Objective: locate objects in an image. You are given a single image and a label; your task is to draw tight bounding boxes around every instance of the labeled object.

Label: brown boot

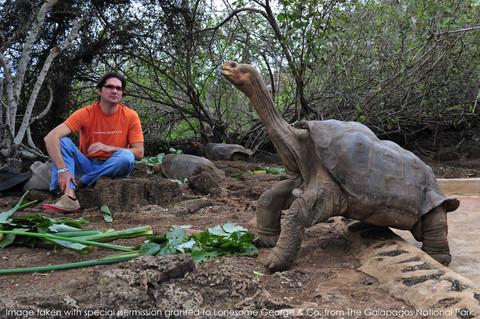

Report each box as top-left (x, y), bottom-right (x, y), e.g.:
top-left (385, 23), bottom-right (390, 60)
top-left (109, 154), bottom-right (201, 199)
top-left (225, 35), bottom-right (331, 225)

top-left (421, 206), bottom-right (451, 266)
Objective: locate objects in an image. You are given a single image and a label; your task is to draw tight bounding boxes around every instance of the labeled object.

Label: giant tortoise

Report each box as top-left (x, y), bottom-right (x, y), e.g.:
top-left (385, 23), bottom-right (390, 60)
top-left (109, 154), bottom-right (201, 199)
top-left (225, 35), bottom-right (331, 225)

top-left (221, 61), bottom-right (459, 271)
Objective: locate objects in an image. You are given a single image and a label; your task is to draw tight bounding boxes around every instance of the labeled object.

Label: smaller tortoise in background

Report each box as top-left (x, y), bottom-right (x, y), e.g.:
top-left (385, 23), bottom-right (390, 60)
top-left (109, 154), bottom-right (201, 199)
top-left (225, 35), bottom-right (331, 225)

top-left (205, 143), bottom-right (254, 161)
top-left (221, 61), bottom-right (459, 272)
top-left (175, 142), bottom-right (254, 161)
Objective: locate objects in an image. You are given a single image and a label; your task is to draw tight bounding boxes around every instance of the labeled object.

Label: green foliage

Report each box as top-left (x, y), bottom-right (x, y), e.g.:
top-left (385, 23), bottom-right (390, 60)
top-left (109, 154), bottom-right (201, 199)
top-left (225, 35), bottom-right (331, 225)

top-left (230, 166), bottom-right (287, 179)
top-left (26, 0), bottom-right (480, 149)
top-left (0, 223), bottom-right (257, 275)
top-left (148, 224), bottom-right (257, 262)
top-left (0, 192), bottom-right (37, 223)
top-left (100, 205), bottom-right (113, 223)
top-left (139, 148), bottom-right (183, 167)
top-left (0, 195), bottom-right (150, 253)
top-left (139, 153), bottom-right (165, 167)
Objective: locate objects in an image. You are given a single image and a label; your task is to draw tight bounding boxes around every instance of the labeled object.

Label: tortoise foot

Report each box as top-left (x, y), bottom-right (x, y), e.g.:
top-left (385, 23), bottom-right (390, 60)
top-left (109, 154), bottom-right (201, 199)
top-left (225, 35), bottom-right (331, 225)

top-left (425, 251), bottom-right (451, 266)
top-left (262, 248), bottom-right (292, 272)
top-left (255, 233), bottom-right (279, 247)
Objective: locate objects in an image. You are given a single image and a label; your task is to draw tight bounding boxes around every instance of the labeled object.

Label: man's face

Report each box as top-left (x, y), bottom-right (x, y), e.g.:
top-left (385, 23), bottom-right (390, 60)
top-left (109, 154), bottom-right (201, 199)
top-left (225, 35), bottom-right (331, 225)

top-left (97, 77), bottom-right (123, 105)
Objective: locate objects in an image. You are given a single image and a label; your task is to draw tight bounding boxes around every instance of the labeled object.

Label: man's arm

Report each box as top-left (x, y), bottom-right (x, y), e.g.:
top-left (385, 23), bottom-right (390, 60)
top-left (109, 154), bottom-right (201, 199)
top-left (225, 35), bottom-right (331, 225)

top-left (44, 123), bottom-right (73, 170)
top-left (87, 142), bottom-right (144, 160)
top-left (44, 123), bottom-right (76, 193)
top-left (129, 142), bottom-right (144, 160)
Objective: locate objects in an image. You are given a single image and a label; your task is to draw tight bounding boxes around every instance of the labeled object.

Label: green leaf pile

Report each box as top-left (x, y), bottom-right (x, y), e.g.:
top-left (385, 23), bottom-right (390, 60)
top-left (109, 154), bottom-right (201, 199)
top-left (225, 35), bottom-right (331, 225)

top-left (148, 223), bottom-right (257, 262)
top-left (138, 148), bottom-right (183, 167)
top-left (139, 153), bottom-right (165, 167)
top-left (0, 222), bottom-right (257, 275)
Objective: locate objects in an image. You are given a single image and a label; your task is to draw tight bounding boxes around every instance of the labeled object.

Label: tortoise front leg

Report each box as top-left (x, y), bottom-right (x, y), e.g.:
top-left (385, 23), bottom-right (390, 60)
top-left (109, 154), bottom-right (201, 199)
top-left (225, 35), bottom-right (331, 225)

top-left (256, 177), bottom-right (301, 247)
top-left (263, 196), bottom-right (306, 272)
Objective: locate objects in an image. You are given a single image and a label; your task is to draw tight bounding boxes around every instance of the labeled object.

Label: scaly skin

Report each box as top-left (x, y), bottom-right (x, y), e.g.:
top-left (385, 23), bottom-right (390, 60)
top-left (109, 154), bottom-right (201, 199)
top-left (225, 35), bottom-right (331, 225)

top-left (263, 175), bottom-right (338, 271)
top-left (263, 198), bottom-right (306, 271)
top-left (421, 206), bottom-right (451, 265)
top-left (256, 178), bottom-right (301, 247)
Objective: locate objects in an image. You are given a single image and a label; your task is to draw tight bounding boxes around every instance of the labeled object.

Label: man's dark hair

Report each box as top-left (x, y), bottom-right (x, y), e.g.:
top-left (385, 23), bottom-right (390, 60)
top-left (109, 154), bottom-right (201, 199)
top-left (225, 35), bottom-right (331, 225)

top-left (96, 72), bottom-right (126, 91)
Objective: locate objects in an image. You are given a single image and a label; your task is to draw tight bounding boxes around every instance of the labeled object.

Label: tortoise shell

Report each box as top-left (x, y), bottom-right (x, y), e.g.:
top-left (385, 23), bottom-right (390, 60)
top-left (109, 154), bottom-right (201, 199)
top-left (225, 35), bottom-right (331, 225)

top-left (304, 120), bottom-right (459, 221)
top-left (160, 154), bottom-right (224, 180)
top-left (205, 143), bottom-right (253, 161)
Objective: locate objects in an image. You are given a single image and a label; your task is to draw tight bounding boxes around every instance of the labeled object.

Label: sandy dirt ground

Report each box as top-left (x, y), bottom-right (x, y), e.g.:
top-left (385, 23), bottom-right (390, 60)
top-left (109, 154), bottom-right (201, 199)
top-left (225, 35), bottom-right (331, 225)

top-left (0, 158), bottom-right (478, 319)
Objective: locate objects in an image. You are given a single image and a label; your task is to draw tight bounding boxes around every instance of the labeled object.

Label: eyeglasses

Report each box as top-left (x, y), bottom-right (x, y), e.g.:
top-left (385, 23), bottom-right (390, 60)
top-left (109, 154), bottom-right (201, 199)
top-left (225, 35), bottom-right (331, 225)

top-left (103, 84), bottom-right (123, 91)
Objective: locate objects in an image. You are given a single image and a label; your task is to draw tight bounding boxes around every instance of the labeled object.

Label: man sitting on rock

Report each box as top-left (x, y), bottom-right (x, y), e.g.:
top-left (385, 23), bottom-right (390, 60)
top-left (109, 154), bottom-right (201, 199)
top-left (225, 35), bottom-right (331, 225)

top-left (42, 72), bottom-right (144, 213)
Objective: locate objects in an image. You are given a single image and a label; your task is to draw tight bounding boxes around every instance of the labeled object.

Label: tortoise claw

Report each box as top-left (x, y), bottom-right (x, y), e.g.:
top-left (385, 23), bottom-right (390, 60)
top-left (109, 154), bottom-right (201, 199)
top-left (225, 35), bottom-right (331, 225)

top-left (427, 252), bottom-right (451, 266)
top-left (262, 249), bottom-right (291, 272)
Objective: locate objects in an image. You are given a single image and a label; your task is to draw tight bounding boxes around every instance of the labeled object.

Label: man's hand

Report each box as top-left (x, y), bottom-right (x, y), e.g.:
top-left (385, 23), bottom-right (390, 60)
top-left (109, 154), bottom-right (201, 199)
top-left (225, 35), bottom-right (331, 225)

top-left (58, 171), bottom-right (77, 193)
top-left (87, 142), bottom-right (113, 155)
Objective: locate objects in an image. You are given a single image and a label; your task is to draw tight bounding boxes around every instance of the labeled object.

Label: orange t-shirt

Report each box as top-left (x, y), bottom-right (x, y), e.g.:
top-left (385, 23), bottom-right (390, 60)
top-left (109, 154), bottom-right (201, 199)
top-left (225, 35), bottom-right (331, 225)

top-left (64, 102), bottom-right (144, 160)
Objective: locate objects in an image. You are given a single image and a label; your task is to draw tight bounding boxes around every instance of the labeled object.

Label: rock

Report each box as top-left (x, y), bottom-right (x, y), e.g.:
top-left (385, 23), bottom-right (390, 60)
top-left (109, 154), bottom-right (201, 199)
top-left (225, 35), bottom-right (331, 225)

top-left (171, 198), bottom-right (214, 215)
top-left (77, 176), bottom-right (181, 211)
top-left (359, 238), bottom-right (480, 317)
top-left (97, 255), bottom-right (195, 308)
top-left (23, 161), bottom-right (51, 191)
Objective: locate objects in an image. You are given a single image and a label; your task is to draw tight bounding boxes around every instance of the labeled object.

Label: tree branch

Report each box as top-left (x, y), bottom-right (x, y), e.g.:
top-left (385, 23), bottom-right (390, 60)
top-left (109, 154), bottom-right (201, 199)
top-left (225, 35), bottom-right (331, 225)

top-left (30, 85), bottom-right (53, 124)
top-left (13, 0), bottom-right (59, 106)
top-left (0, 53), bottom-right (16, 135)
top-left (14, 17), bottom-right (83, 145)
top-left (199, 8), bottom-right (268, 33)
top-left (435, 25), bottom-right (480, 36)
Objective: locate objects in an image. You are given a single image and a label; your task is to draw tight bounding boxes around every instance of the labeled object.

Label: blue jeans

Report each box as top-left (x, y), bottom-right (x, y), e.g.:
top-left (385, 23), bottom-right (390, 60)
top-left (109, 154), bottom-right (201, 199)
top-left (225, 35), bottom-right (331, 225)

top-left (49, 137), bottom-right (135, 192)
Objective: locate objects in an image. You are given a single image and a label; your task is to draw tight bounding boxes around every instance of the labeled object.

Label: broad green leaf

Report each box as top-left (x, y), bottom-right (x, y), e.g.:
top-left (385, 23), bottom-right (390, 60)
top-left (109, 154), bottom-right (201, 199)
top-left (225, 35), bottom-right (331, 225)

top-left (0, 233), bottom-right (16, 248)
top-left (166, 227), bottom-right (187, 244)
top-left (49, 239), bottom-right (90, 254)
top-left (264, 167), bottom-right (287, 175)
top-left (0, 192), bottom-right (33, 223)
top-left (159, 245), bottom-right (178, 256)
top-left (100, 205), bottom-right (113, 223)
top-left (208, 225), bottom-right (226, 236)
top-left (223, 223), bottom-right (247, 234)
top-left (176, 239), bottom-right (196, 252)
top-left (139, 242), bottom-right (162, 256)
top-left (49, 224), bottom-right (82, 233)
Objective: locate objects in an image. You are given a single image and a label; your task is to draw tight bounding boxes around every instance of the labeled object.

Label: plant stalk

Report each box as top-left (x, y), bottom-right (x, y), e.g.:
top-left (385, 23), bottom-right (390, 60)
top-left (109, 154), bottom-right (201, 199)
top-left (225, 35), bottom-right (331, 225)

top-left (0, 230), bottom-right (134, 252)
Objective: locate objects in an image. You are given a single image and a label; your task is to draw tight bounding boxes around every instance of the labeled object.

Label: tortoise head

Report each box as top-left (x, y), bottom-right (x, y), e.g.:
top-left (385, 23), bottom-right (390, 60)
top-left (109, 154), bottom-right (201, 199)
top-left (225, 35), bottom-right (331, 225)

top-left (221, 61), bottom-right (259, 98)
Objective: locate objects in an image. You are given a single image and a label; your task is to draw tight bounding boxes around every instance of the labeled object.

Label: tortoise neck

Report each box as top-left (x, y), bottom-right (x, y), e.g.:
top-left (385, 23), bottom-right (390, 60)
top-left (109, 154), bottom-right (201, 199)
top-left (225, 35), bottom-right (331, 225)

top-left (246, 74), bottom-right (301, 172)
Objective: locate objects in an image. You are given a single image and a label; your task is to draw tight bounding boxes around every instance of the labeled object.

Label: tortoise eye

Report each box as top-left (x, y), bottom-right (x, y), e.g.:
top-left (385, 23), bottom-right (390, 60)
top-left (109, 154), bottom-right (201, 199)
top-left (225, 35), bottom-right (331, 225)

top-left (230, 62), bottom-right (237, 68)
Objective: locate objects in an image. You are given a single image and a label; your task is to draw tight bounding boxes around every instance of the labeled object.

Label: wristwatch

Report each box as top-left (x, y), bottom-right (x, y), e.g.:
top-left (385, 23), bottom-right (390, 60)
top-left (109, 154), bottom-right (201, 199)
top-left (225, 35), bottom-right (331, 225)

top-left (57, 167), bottom-right (69, 174)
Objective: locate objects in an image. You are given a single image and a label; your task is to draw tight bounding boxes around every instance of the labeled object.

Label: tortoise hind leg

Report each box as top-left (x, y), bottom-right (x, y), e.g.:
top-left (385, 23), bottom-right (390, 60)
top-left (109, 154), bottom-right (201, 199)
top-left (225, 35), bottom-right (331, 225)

top-left (421, 206), bottom-right (451, 266)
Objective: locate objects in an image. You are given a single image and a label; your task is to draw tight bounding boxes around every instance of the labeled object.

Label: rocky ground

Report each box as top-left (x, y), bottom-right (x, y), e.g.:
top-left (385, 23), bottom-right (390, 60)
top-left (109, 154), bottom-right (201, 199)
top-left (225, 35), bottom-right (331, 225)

top-left (0, 157), bottom-right (479, 319)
